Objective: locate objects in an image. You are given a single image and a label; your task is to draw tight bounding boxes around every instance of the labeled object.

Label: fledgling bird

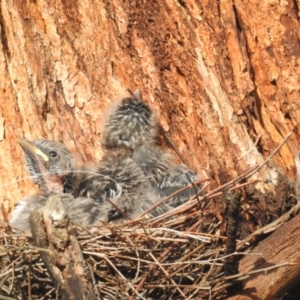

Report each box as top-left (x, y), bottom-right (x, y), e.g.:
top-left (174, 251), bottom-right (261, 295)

top-left (78, 149), bottom-right (171, 221)
top-left (10, 193), bottom-right (104, 232)
top-left (11, 139), bottom-right (170, 231)
top-left (17, 138), bottom-right (75, 194)
top-left (101, 90), bottom-right (203, 207)
top-left (10, 138), bottom-right (103, 231)
top-left (101, 90), bottom-right (159, 150)
top-left (133, 145), bottom-right (203, 207)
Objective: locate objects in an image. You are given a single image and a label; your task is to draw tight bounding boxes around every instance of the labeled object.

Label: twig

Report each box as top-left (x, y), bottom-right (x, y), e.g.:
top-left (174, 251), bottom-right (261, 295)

top-left (237, 134), bottom-right (261, 161)
top-left (224, 262), bottom-right (293, 281)
top-left (148, 252), bottom-right (186, 298)
top-left (103, 256), bottom-right (147, 300)
top-left (28, 254), bottom-right (32, 300)
top-left (0, 295), bottom-right (17, 300)
top-left (87, 264), bottom-right (101, 300)
top-left (144, 284), bottom-right (210, 289)
top-left (38, 287), bottom-right (56, 300)
top-left (150, 180), bottom-right (255, 224)
top-left (211, 262), bottom-right (293, 294)
top-left (56, 284), bottom-right (60, 300)
top-left (138, 178), bottom-right (208, 219)
top-left (105, 198), bottom-right (132, 221)
top-left (244, 132), bottom-right (292, 181)
top-left (160, 124), bottom-right (189, 166)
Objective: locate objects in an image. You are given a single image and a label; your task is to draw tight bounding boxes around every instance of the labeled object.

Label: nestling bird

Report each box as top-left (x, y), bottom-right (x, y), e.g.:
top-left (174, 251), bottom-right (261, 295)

top-left (17, 138), bottom-right (75, 194)
top-left (10, 139), bottom-right (171, 231)
top-left (79, 148), bottom-right (171, 221)
top-left (101, 90), bottom-right (159, 150)
top-left (10, 138), bottom-right (103, 231)
top-left (133, 145), bottom-right (203, 207)
top-left (102, 89), bottom-right (203, 208)
top-left (9, 193), bottom-right (105, 232)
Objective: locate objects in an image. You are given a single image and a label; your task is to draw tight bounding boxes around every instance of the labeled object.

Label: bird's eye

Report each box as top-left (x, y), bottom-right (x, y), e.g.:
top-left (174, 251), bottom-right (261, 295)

top-left (49, 151), bottom-right (57, 158)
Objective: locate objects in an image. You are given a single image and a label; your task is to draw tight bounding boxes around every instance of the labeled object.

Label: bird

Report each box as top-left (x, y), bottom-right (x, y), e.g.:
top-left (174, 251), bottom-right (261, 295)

top-left (9, 193), bottom-right (105, 232)
top-left (17, 138), bottom-right (75, 194)
top-left (133, 145), bottom-right (203, 207)
top-left (78, 148), bottom-right (171, 221)
top-left (101, 89), bottom-right (203, 208)
top-left (101, 90), bottom-right (159, 150)
top-left (10, 138), bottom-right (103, 231)
top-left (10, 138), bottom-right (171, 231)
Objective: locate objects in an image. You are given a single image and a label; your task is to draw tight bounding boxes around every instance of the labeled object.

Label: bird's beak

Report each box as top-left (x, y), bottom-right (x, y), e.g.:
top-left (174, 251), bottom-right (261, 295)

top-left (17, 138), bottom-right (50, 162)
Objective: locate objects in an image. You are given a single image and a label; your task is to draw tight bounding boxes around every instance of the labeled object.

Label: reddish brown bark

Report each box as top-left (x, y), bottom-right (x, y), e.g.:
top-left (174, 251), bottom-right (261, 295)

top-left (1, 0), bottom-right (299, 207)
top-left (0, 0), bottom-right (300, 297)
top-left (228, 213), bottom-right (300, 300)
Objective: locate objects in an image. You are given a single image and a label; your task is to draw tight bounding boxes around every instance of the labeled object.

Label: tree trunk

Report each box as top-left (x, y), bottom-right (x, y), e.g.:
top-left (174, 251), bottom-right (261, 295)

top-left (0, 0), bottom-right (300, 297)
top-left (228, 213), bottom-right (300, 300)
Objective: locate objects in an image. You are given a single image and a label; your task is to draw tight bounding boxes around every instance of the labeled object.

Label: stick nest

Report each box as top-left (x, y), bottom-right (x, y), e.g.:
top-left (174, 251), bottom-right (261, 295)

top-left (1, 188), bottom-right (240, 300)
top-left (0, 133), bottom-right (293, 299)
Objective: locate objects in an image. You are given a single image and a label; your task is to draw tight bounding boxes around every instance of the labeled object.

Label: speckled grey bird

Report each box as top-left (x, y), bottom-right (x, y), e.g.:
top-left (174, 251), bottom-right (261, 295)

top-left (101, 90), bottom-right (159, 150)
top-left (10, 138), bottom-right (103, 231)
top-left (10, 193), bottom-right (104, 232)
top-left (101, 90), bottom-right (203, 207)
top-left (78, 149), bottom-right (171, 222)
top-left (10, 139), bottom-right (170, 231)
top-left (17, 138), bottom-right (75, 194)
top-left (133, 145), bottom-right (203, 207)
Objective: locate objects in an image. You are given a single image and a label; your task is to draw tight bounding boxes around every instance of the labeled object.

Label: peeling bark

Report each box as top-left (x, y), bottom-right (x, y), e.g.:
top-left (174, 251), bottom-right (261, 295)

top-left (1, 0), bottom-right (299, 210)
top-left (1, 0), bottom-right (300, 297)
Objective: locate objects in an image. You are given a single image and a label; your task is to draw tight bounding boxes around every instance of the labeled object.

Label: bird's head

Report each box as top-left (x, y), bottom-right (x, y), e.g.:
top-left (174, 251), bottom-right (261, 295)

top-left (101, 89), bottom-right (159, 150)
top-left (118, 92), bottom-right (152, 119)
top-left (18, 138), bottom-right (74, 193)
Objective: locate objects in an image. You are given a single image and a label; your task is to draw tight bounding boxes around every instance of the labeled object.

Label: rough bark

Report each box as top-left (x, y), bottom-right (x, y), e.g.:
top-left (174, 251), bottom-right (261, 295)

top-left (228, 213), bottom-right (300, 300)
top-left (0, 0), bottom-right (299, 206)
top-left (0, 0), bottom-right (300, 297)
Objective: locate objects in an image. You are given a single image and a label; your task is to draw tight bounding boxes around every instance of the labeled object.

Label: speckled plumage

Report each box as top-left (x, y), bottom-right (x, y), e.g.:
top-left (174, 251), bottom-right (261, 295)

top-left (11, 139), bottom-right (171, 231)
top-left (18, 139), bottom-right (75, 193)
top-left (79, 149), bottom-right (171, 221)
top-left (101, 90), bottom-right (159, 150)
top-left (10, 193), bottom-right (105, 232)
top-left (133, 145), bottom-right (203, 207)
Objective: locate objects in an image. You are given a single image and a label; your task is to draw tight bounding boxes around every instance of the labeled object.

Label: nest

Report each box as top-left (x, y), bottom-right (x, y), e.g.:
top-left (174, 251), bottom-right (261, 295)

top-left (0, 133), bottom-right (293, 299)
top-left (0, 180), bottom-right (254, 300)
